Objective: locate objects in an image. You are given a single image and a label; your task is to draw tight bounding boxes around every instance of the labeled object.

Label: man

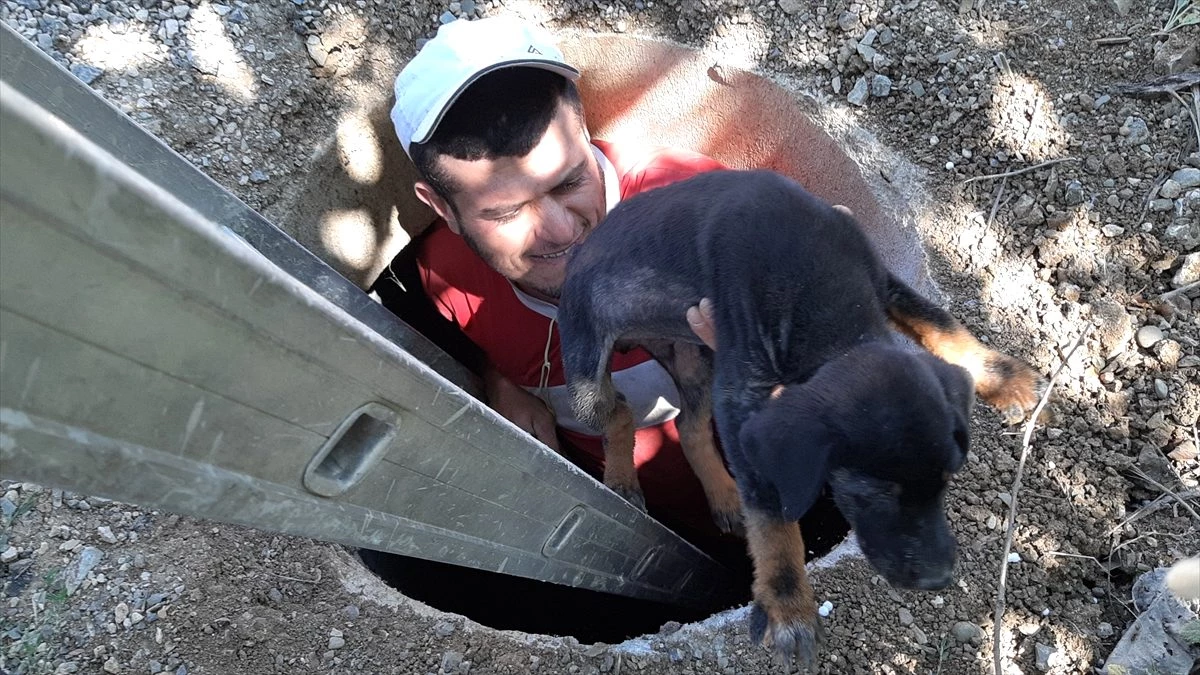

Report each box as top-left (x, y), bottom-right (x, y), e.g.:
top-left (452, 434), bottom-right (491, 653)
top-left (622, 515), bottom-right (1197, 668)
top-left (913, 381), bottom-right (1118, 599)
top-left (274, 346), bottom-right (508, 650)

top-left (389, 15), bottom-right (728, 547)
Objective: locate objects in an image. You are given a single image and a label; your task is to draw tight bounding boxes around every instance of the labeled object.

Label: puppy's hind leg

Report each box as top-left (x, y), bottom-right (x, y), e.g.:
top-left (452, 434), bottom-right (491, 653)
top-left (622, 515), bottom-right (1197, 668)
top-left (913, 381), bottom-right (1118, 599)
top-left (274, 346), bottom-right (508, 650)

top-left (559, 311), bottom-right (643, 511)
top-left (883, 274), bottom-right (1047, 424)
top-left (644, 341), bottom-right (743, 535)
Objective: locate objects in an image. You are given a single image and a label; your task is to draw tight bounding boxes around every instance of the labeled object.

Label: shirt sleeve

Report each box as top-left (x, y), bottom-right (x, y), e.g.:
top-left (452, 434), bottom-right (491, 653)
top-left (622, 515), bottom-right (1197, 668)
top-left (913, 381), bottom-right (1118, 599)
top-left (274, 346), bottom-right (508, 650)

top-left (414, 221), bottom-right (493, 331)
top-left (619, 146), bottom-right (730, 197)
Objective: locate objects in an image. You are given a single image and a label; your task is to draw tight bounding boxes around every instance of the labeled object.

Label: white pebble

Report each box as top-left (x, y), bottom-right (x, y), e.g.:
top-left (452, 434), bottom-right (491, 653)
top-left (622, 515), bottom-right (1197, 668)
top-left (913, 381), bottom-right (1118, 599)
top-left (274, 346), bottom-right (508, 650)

top-left (1007, 552), bottom-right (1022, 563)
top-left (818, 601), bottom-right (834, 617)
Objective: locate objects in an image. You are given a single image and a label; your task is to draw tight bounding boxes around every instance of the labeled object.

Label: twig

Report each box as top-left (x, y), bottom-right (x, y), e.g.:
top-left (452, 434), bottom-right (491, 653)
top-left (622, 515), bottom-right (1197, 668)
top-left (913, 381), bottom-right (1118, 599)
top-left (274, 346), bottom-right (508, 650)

top-left (1127, 466), bottom-right (1200, 522)
top-left (1107, 488), bottom-right (1200, 535)
top-left (1160, 281), bottom-right (1200, 301)
top-left (1045, 551), bottom-right (1108, 570)
top-left (1111, 71), bottom-right (1200, 97)
top-left (1172, 86), bottom-right (1200, 152)
top-left (992, 325), bottom-right (1091, 675)
top-left (1110, 531), bottom-right (1185, 556)
top-left (266, 569), bottom-right (323, 584)
top-left (961, 157), bottom-right (1078, 186)
top-left (986, 177), bottom-right (1008, 228)
top-left (1093, 36), bottom-right (1133, 46)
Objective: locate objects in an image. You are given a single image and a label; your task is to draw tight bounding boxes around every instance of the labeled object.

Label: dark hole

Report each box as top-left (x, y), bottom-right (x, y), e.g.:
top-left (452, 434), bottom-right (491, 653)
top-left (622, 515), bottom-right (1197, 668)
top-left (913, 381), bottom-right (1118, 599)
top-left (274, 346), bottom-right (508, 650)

top-left (358, 248), bottom-right (852, 642)
top-left (358, 490), bottom-right (849, 643)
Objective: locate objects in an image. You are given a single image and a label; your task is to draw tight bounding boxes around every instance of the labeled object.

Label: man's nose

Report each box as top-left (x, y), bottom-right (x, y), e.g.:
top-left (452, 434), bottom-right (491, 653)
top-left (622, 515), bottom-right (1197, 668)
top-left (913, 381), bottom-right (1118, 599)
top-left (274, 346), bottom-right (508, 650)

top-left (535, 198), bottom-right (576, 243)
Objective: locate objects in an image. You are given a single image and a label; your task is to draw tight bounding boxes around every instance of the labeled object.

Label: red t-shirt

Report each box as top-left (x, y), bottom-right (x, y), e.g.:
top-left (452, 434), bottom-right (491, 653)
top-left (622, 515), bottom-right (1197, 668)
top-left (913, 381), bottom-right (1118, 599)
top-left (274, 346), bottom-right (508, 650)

top-left (415, 140), bottom-right (730, 539)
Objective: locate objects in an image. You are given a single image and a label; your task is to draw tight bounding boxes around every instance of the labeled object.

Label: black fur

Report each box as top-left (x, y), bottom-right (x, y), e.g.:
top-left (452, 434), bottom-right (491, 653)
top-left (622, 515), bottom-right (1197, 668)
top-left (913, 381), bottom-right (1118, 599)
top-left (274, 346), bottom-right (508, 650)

top-left (558, 169), bottom-right (973, 590)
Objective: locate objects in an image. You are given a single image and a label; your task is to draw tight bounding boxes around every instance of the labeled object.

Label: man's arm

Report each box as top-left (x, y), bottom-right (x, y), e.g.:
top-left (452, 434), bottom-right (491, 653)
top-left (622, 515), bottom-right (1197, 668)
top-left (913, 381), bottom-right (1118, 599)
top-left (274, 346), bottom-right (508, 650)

top-left (481, 362), bottom-right (562, 453)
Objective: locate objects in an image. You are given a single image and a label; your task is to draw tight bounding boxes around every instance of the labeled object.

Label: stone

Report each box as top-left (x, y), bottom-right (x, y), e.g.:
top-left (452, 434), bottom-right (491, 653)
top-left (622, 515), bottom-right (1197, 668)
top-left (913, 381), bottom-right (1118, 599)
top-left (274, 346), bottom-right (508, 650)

top-left (847, 76), bottom-right (870, 106)
top-left (951, 621), bottom-right (981, 643)
top-left (97, 526), bottom-right (117, 544)
top-left (69, 63), bottom-right (102, 85)
top-left (0, 546), bottom-right (17, 563)
top-left (1171, 166), bottom-right (1200, 188)
top-left (1136, 325), bottom-right (1164, 349)
top-left (1160, 179), bottom-right (1183, 199)
top-left (328, 635), bottom-right (345, 649)
top-left (1120, 116), bottom-right (1149, 144)
top-left (1035, 643), bottom-right (1056, 671)
top-left (909, 80), bottom-right (925, 97)
top-left (64, 546), bottom-right (102, 595)
top-left (1102, 567), bottom-right (1200, 675)
top-left (870, 74), bottom-right (893, 97)
top-left (1093, 299), bottom-right (1134, 357)
top-left (1154, 379), bottom-right (1169, 399)
top-left (837, 11), bottom-right (859, 32)
top-left (1064, 180), bottom-right (1085, 205)
top-left (898, 608), bottom-right (914, 625)
top-left (1097, 622), bottom-right (1114, 638)
top-left (1101, 224), bottom-right (1124, 237)
top-left (778, 0), bottom-right (802, 14)
top-left (1173, 253), bottom-right (1200, 288)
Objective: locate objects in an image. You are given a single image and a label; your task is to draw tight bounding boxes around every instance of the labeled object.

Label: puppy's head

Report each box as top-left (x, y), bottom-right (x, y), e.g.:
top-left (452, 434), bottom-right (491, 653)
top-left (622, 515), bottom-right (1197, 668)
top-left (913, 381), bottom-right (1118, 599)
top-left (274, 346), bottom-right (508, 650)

top-left (738, 343), bottom-right (974, 591)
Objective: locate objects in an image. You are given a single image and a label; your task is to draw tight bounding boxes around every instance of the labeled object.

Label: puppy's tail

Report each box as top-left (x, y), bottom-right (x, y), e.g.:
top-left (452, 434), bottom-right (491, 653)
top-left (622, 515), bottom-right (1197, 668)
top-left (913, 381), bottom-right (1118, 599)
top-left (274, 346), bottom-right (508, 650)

top-left (558, 289), bottom-right (621, 433)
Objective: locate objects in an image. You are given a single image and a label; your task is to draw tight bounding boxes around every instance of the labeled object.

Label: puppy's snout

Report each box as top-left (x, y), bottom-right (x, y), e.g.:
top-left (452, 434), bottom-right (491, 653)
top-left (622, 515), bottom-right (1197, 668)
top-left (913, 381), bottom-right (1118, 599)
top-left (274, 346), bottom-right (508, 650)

top-left (910, 567), bottom-right (954, 591)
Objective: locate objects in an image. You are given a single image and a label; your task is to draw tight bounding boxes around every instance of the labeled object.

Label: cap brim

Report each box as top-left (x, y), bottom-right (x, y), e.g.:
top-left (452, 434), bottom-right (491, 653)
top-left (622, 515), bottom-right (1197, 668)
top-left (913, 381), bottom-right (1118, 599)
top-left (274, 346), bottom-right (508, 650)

top-left (410, 59), bottom-right (581, 147)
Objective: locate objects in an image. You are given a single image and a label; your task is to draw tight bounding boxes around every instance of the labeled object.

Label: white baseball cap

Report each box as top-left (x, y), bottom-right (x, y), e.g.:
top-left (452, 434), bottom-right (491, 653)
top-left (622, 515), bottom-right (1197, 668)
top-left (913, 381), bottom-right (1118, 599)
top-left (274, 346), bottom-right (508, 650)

top-left (391, 15), bottom-right (580, 157)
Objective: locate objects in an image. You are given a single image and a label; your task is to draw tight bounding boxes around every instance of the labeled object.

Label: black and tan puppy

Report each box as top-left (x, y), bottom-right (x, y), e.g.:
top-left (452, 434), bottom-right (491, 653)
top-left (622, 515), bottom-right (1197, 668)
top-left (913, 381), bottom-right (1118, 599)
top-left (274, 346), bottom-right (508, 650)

top-left (557, 169), bottom-right (1046, 668)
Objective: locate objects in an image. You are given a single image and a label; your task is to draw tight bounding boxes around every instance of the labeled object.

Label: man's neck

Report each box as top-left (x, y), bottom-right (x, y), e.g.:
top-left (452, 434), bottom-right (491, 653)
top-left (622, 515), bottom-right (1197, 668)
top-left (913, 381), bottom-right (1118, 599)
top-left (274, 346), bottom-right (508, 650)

top-left (516, 283), bottom-right (559, 306)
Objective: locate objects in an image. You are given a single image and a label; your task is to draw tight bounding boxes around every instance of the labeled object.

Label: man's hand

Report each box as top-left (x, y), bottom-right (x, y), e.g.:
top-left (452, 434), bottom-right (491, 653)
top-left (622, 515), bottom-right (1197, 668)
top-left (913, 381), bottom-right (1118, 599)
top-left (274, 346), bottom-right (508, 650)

top-left (483, 366), bottom-right (562, 453)
top-left (687, 297), bottom-right (718, 350)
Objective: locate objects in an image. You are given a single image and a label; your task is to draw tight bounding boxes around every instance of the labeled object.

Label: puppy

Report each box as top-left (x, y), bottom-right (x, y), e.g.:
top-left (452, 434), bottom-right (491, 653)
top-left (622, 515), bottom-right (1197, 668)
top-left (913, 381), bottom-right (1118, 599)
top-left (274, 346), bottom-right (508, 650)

top-left (556, 169), bottom-right (1046, 668)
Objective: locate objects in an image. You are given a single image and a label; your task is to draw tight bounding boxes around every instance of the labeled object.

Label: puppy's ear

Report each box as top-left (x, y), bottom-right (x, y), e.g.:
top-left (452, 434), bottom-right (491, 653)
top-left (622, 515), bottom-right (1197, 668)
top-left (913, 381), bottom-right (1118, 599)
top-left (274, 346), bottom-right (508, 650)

top-left (928, 357), bottom-right (974, 459)
top-left (737, 396), bottom-right (832, 521)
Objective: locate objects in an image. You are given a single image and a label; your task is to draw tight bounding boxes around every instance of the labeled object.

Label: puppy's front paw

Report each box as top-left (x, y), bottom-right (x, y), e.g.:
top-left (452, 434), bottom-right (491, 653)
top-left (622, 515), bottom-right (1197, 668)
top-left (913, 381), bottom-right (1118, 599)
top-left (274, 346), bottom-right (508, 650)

top-left (706, 484), bottom-right (744, 536)
top-left (711, 505), bottom-right (745, 537)
top-left (608, 481), bottom-right (647, 512)
top-left (749, 601), bottom-right (824, 672)
top-left (978, 352), bottom-right (1048, 424)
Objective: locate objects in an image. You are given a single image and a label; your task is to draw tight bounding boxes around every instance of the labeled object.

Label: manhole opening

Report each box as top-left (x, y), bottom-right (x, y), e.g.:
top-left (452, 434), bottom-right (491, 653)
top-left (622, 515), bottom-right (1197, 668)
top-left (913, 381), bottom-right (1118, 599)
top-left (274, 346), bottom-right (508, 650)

top-left (358, 493), bottom-right (849, 643)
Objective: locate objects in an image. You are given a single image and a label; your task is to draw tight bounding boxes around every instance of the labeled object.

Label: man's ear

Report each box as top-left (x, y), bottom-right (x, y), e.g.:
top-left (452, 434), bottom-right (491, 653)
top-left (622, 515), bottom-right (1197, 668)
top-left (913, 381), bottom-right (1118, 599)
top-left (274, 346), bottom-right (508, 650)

top-left (737, 393), bottom-right (832, 521)
top-left (414, 181), bottom-right (461, 235)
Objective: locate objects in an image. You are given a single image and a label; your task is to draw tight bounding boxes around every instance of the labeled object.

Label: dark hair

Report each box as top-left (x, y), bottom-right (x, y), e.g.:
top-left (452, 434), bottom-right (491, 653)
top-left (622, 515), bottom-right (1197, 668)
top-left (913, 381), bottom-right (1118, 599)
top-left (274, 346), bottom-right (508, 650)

top-left (409, 67), bottom-right (584, 210)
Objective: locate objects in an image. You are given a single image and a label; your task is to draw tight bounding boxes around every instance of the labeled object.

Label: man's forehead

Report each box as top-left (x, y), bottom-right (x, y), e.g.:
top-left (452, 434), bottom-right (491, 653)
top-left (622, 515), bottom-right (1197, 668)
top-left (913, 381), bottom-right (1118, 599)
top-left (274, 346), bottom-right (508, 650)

top-left (441, 129), bottom-right (590, 205)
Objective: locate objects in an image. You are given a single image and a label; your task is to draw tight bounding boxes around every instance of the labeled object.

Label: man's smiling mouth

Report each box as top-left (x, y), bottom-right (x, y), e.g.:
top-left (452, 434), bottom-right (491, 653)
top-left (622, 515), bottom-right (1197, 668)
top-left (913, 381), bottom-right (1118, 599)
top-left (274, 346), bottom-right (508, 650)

top-left (531, 246), bottom-right (573, 260)
top-left (529, 233), bottom-right (584, 260)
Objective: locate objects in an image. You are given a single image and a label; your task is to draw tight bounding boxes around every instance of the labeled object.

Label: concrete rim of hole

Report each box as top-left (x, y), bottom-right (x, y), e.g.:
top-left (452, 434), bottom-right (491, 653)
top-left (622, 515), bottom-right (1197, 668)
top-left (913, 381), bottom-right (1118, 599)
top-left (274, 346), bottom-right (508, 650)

top-left (270, 30), bottom-right (942, 651)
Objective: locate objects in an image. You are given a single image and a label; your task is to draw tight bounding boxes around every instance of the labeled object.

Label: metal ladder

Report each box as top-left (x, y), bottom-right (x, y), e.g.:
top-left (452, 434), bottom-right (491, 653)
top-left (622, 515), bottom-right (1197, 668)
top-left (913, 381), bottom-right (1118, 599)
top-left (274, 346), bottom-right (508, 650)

top-left (0, 24), bottom-right (739, 610)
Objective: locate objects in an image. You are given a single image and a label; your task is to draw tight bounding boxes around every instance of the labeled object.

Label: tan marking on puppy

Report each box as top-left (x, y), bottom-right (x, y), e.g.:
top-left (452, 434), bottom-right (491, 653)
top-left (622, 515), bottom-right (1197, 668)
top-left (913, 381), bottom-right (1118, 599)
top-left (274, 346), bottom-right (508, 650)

top-left (676, 411), bottom-right (743, 535)
top-left (744, 507), bottom-right (817, 644)
top-left (769, 384), bottom-right (786, 400)
top-left (600, 398), bottom-right (642, 506)
top-left (886, 313), bottom-right (1044, 423)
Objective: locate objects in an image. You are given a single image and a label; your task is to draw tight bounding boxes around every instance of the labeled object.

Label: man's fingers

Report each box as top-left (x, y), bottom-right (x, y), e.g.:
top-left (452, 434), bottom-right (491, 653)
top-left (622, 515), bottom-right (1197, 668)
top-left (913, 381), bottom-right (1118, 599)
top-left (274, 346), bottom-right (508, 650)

top-left (687, 298), bottom-right (718, 350)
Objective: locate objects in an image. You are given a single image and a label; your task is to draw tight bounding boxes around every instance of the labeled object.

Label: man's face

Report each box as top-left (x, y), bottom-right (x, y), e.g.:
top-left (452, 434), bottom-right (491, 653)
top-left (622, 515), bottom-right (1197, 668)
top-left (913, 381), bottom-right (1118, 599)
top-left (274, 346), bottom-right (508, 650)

top-left (415, 101), bottom-right (606, 302)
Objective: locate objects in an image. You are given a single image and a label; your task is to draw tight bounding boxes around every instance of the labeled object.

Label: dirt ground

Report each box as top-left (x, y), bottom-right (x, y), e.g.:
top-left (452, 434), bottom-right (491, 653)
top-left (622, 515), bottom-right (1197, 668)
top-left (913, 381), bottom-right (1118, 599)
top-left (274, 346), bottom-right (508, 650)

top-left (2, 0), bottom-right (1198, 674)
